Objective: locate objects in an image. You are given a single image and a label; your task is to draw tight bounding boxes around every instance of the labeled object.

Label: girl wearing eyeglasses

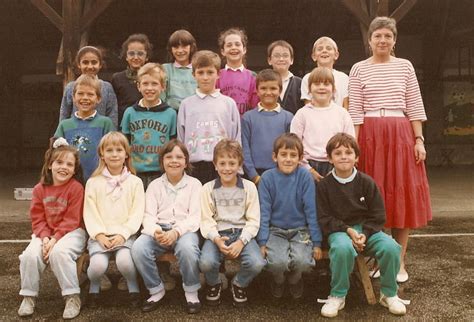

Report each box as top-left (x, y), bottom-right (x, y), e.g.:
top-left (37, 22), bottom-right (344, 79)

top-left (112, 34), bottom-right (152, 127)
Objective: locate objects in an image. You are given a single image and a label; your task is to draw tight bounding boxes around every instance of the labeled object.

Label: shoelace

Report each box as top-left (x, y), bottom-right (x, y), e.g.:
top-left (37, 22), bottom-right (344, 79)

top-left (384, 295), bottom-right (411, 305)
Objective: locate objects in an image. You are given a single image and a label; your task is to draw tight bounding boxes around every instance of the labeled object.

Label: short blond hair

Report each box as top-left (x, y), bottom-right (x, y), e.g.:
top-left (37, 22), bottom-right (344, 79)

top-left (73, 74), bottom-right (101, 98)
top-left (137, 63), bottom-right (167, 88)
top-left (213, 139), bottom-right (243, 166)
top-left (312, 36), bottom-right (339, 53)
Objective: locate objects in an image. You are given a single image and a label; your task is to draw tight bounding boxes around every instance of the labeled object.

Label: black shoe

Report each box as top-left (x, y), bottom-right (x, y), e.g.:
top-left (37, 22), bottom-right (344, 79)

top-left (231, 283), bottom-right (248, 307)
top-left (142, 299), bottom-right (161, 313)
top-left (289, 279), bottom-right (304, 299)
top-left (270, 279), bottom-right (285, 298)
top-left (205, 283), bottom-right (222, 306)
top-left (187, 301), bottom-right (202, 314)
top-left (87, 293), bottom-right (100, 308)
top-left (129, 293), bottom-right (141, 308)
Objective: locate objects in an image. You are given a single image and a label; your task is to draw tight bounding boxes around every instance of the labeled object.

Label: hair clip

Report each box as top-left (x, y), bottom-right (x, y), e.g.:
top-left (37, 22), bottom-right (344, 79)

top-left (53, 137), bottom-right (69, 149)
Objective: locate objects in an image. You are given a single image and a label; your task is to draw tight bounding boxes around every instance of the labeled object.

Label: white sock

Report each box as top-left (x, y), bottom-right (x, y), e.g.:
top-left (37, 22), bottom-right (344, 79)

top-left (147, 288), bottom-right (165, 303)
top-left (185, 291), bottom-right (199, 304)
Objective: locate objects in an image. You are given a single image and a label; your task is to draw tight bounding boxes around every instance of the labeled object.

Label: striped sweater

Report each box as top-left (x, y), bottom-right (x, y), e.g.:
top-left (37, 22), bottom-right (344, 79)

top-left (348, 57), bottom-right (426, 125)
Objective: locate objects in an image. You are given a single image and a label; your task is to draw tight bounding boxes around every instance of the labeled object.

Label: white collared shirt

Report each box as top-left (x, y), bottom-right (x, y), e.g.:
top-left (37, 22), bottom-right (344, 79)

top-left (74, 110), bottom-right (97, 120)
top-left (173, 62), bottom-right (192, 69)
top-left (331, 168), bottom-right (358, 184)
top-left (196, 88), bottom-right (221, 99)
top-left (224, 64), bottom-right (244, 72)
top-left (280, 71), bottom-right (294, 101)
top-left (257, 102), bottom-right (282, 113)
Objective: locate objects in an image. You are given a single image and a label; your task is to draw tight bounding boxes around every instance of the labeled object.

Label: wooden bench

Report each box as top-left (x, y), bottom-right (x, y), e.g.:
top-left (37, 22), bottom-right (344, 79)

top-left (76, 250), bottom-right (376, 305)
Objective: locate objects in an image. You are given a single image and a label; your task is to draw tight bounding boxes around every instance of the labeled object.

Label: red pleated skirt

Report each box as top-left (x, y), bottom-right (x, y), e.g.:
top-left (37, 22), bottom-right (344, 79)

top-left (358, 117), bottom-right (432, 229)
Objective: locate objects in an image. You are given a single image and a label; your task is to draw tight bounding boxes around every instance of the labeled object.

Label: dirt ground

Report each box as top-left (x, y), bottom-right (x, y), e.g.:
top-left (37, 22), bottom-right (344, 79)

top-left (0, 166), bottom-right (472, 320)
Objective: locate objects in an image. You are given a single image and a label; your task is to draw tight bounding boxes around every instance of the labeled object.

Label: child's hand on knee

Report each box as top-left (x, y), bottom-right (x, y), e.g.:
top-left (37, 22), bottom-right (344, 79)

top-left (96, 233), bottom-right (112, 249)
top-left (213, 236), bottom-right (230, 256)
top-left (347, 228), bottom-right (366, 252)
top-left (260, 245), bottom-right (267, 258)
top-left (157, 230), bottom-right (179, 247)
top-left (42, 237), bottom-right (57, 262)
top-left (313, 246), bottom-right (322, 260)
top-left (109, 234), bottom-right (125, 248)
top-left (227, 240), bottom-right (244, 259)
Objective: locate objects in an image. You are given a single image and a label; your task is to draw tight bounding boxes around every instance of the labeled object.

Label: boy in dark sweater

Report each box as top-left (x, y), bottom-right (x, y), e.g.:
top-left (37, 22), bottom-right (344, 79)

top-left (317, 133), bottom-right (409, 318)
top-left (257, 133), bottom-right (322, 299)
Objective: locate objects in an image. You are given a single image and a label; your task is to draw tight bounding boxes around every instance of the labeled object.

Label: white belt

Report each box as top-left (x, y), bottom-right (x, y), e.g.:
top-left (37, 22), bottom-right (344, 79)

top-left (364, 109), bottom-right (406, 117)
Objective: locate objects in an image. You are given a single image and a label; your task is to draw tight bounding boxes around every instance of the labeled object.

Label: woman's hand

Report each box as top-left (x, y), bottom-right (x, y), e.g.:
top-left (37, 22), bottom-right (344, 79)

top-left (414, 142), bottom-right (426, 164)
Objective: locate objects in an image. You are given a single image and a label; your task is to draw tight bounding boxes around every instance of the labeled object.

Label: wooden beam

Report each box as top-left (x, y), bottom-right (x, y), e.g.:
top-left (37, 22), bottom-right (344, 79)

top-left (62, 0), bottom-right (83, 84)
top-left (30, 0), bottom-right (63, 32)
top-left (390, 0), bottom-right (418, 22)
top-left (342, 0), bottom-right (371, 27)
top-left (376, 0), bottom-right (389, 16)
top-left (359, 0), bottom-right (370, 56)
top-left (80, 0), bottom-right (113, 32)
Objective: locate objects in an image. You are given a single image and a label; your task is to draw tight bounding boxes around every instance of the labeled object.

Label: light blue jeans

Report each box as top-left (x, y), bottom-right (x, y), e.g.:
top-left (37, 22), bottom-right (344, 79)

top-left (265, 227), bottom-right (315, 284)
top-left (199, 228), bottom-right (265, 288)
top-left (19, 228), bottom-right (86, 297)
top-left (132, 232), bottom-right (201, 294)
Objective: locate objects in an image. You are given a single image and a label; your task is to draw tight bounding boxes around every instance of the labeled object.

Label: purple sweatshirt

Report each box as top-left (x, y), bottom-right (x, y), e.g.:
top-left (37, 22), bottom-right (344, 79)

top-left (216, 68), bottom-right (259, 116)
top-left (177, 90), bottom-right (241, 163)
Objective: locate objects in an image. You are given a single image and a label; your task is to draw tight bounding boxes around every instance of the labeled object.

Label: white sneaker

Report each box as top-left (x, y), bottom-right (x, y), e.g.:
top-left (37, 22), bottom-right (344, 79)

top-left (100, 275), bottom-right (112, 291)
top-left (18, 296), bottom-right (36, 317)
top-left (318, 296), bottom-right (345, 318)
top-left (380, 294), bottom-right (410, 315)
top-left (117, 276), bottom-right (128, 291)
top-left (63, 294), bottom-right (81, 319)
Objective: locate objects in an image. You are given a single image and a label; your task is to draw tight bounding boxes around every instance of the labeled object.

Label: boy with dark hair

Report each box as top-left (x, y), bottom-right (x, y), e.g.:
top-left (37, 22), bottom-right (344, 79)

top-left (317, 133), bottom-right (409, 318)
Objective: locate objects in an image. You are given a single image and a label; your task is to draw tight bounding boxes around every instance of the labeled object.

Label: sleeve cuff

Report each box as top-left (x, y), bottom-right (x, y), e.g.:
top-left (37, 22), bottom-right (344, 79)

top-left (208, 231), bottom-right (220, 242)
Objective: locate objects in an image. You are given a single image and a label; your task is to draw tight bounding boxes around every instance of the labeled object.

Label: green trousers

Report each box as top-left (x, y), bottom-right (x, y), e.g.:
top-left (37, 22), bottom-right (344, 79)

top-left (328, 225), bottom-right (401, 298)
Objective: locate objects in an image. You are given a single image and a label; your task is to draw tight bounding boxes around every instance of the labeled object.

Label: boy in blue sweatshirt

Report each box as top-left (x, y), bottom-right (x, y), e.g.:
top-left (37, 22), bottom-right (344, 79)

top-left (241, 69), bottom-right (293, 185)
top-left (257, 133), bottom-right (322, 299)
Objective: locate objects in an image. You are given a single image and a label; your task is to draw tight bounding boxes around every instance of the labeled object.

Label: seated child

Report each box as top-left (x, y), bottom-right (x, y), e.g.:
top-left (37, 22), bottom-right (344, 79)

top-left (257, 133), bottom-right (322, 299)
top-left (291, 67), bottom-right (354, 182)
top-left (132, 139), bottom-right (202, 314)
top-left (199, 139), bottom-right (265, 307)
top-left (55, 74), bottom-right (115, 181)
top-left (241, 69), bottom-right (293, 184)
top-left (83, 132), bottom-right (145, 308)
top-left (177, 50), bottom-right (241, 184)
top-left (18, 138), bottom-right (85, 319)
top-left (300, 36), bottom-right (348, 108)
top-left (317, 133), bottom-right (410, 317)
top-left (267, 40), bottom-right (303, 114)
top-left (121, 62), bottom-right (177, 189)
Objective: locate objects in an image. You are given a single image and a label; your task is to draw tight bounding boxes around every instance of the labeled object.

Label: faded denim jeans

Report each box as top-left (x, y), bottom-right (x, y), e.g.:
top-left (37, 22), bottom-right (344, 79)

top-left (199, 228), bottom-right (265, 288)
top-left (265, 226), bottom-right (315, 284)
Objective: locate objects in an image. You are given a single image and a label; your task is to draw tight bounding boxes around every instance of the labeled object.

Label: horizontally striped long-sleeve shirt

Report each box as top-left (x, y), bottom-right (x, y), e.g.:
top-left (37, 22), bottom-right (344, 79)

top-left (348, 57), bottom-right (427, 125)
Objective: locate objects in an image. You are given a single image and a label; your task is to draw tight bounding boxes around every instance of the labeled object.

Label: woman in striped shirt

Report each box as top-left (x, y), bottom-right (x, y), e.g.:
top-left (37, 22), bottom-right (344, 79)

top-left (348, 17), bottom-right (432, 284)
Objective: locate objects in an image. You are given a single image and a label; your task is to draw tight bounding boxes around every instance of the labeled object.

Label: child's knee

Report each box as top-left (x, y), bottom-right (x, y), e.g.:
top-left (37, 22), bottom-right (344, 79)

top-left (48, 247), bottom-right (71, 264)
top-left (330, 241), bottom-right (357, 259)
top-left (266, 255), bottom-right (288, 273)
top-left (378, 239), bottom-right (401, 259)
top-left (199, 256), bottom-right (219, 273)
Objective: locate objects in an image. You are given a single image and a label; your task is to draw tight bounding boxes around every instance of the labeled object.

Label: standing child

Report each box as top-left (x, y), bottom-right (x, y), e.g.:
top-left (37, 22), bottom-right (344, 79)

top-left (55, 74), bottom-right (114, 181)
top-left (121, 63), bottom-right (177, 189)
top-left (161, 29), bottom-right (198, 111)
top-left (59, 46), bottom-right (118, 128)
top-left (132, 139), bottom-right (202, 314)
top-left (178, 50), bottom-right (241, 184)
top-left (290, 67), bottom-right (354, 182)
top-left (112, 34), bottom-right (152, 126)
top-left (300, 37), bottom-right (349, 108)
top-left (257, 133), bottom-right (322, 299)
top-left (216, 28), bottom-right (259, 116)
top-left (241, 69), bottom-right (293, 184)
top-left (267, 40), bottom-right (303, 114)
top-left (199, 139), bottom-right (265, 307)
top-left (18, 138), bottom-right (85, 319)
top-left (83, 132), bottom-right (144, 308)
top-left (317, 133), bottom-right (409, 317)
